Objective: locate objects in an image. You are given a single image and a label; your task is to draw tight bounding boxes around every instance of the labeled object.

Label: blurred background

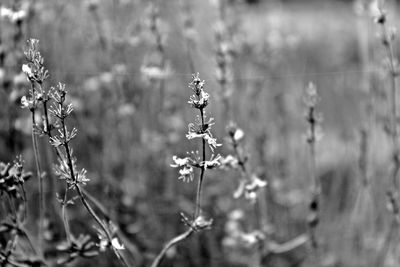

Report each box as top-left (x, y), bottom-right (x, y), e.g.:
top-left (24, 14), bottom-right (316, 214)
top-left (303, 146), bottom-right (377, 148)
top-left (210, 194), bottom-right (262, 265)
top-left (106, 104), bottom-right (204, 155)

top-left (1, 0), bottom-right (400, 266)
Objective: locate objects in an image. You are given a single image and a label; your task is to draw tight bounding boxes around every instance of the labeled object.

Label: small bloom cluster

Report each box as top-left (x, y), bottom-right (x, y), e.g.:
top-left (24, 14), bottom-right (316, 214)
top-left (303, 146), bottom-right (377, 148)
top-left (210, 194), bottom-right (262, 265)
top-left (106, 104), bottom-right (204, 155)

top-left (186, 118), bottom-right (221, 152)
top-left (95, 221), bottom-right (125, 252)
top-left (171, 73), bottom-right (222, 182)
top-left (222, 122), bottom-right (267, 202)
top-left (222, 209), bottom-right (265, 249)
top-left (186, 74), bottom-right (221, 151)
top-left (49, 83), bottom-right (89, 188)
top-left (188, 74), bottom-right (209, 109)
top-left (171, 152), bottom-right (222, 183)
top-left (23, 39), bottom-right (49, 84)
top-left (233, 174), bottom-right (267, 203)
top-left (20, 39), bottom-right (49, 112)
top-left (170, 155), bottom-right (195, 182)
top-left (0, 6), bottom-right (27, 24)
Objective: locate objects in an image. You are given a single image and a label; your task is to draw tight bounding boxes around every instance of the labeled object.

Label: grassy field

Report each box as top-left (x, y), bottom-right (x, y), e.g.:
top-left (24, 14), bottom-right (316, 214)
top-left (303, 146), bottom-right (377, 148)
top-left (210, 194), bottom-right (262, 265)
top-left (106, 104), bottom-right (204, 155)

top-left (1, 0), bottom-right (400, 266)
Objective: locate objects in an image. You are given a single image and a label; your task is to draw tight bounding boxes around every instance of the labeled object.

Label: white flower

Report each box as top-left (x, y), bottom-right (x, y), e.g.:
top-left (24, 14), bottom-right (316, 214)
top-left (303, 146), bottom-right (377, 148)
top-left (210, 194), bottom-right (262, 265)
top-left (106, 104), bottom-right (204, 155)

top-left (203, 154), bottom-right (222, 169)
top-left (246, 175), bottom-right (268, 190)
top-left (0, 7), bottom-right (14, 20)
top-left (98, 238), bottom-right (108, 252)
top-left (111, 237), bottom-right (125, 250)
top-left (239, 231), bottom-right (265, 247)
top-left (233, 128), bottom-right (244, 142)
top-left (203, 134), bottom-right (222, 152)
top-left (11, 10), bottom-right (26, 22)
top-left (140, 65), bottom-right (169, 81)
top-left (178, 165), bottom-right (194, 182)
top-left (22, 64), bottom-right (33, 79)
top-left (234, 175), bottom-right (267, 202)
top-left (220, 155), bottom-right (239, 169)
top-left (171, 156), bottom-right (194, 182)
top-left (0, 7), bottom-right (27, 23)
top-left (244, 175), bottom-right (267, 202)
top-left (186, 131), bottom-right (205, 140)
top-left (20, 95), bottom-right (33, 109)
top-left (170, 156), bottom-right (190, 167)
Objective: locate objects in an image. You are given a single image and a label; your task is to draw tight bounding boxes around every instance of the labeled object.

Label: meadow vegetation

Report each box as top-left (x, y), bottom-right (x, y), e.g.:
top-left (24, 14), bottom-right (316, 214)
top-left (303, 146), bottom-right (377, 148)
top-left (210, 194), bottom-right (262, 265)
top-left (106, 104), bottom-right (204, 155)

top-left (1, 0), bottom-right (400, 266)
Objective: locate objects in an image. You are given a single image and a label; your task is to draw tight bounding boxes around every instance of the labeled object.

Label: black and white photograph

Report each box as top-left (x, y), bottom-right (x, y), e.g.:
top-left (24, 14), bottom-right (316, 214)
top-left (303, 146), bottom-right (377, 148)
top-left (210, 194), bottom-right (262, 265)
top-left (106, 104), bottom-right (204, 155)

top-left (0, 0), bottom-right (399, 266)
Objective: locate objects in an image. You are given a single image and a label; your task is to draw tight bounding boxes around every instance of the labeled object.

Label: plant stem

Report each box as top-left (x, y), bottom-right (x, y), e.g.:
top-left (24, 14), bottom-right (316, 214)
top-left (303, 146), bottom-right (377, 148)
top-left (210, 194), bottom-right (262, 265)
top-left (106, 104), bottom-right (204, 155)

top-left (75, 184), bottom-right (129, 267)
top-left (195, 109), bottom-right (206, 218)
top-left (30, 109), bottom-right (44, 258)
top-left (41, 96), bottom-right (72, 245)
top-left (62, 184), bottom-right (71, 244)
top-left (376, 18), bottom-right (399, 265)
top-left (306, 105), bottom-right (320, 266)
top-left (150, 228), bottom-right (194, 267)
top-left (381, 23), bottom-right (399, 190)
top-left (59, 117), bottom-right (129, 267)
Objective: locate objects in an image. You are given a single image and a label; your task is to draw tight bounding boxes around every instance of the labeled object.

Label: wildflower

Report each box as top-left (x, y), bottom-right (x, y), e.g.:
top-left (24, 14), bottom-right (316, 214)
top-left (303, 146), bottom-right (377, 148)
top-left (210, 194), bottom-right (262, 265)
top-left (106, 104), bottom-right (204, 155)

top-left (171, 156), bottom-right (194, 182)
top-left (233, 128), bottom-right (244, 142)
top-left (21, 96), bottom-right (35, 110)
top-left (227, 122), bottom-right (245, 143)
top-left (244, 175), bottom-right (267, 201)
top-left (187, 73), bottom-right (210, 109)
top-left (219, 154), bottom-right (239, 169)
top-left (239, 230), bottom-right (265, 247)
top-left (96, 222), bottom-right (124, 252)
top-left (76, 168), bottom-right (90, 186)
top-left (22, 64), bottom-right (33, 79)
top-left (203, 154), bottom-right (222, 169)
top-left (0, 7), bottom-right (13, 18)
top-left (178, 166), bottom-right (194, 182)
top-left (0, 6), bottom-right (26, 23)
top-left (203, 134), bottom-right (222, 152)
top-left (186, 122), bottom-right (221, 152)
top-left (234, 175), bottom-right (267, 202)
top-left (170, 155), bottom-right (191, 167)
top-left (140, 65), bottom-right (169, 81)
top-left (111, 238), bottom-right (125, 250)
top-left (188, 90), bottom-right (209, 109)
